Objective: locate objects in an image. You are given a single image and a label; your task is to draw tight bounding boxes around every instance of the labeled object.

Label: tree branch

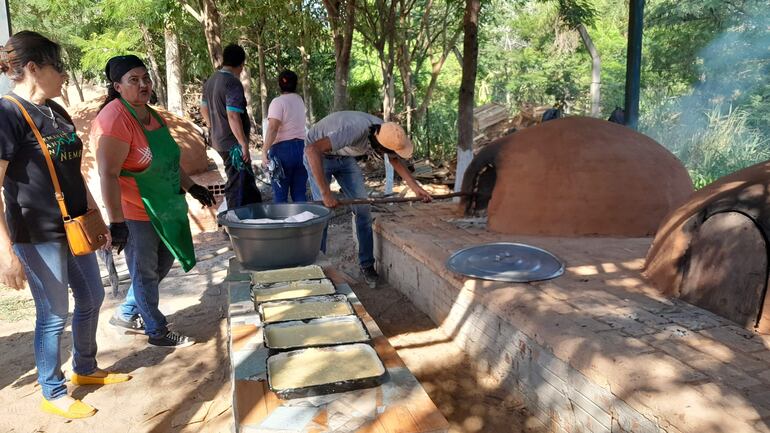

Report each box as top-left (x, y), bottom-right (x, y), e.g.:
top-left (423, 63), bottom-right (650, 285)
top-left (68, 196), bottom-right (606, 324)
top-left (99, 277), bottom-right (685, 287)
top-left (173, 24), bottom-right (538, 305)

top-left (177, 0), bottom-right (203, 23)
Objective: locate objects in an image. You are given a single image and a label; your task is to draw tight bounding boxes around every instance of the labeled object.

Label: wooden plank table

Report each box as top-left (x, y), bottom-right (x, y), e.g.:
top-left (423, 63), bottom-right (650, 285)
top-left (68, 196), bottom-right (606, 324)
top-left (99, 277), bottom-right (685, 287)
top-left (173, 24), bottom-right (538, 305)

top-left (226, 258), bottom-right (450, 433)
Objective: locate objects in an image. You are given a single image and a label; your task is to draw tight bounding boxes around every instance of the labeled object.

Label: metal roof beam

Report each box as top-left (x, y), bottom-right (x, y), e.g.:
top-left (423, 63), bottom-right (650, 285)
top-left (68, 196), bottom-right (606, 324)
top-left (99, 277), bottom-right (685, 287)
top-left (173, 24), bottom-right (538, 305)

top-left (624, 0), bottom-right (645, 129)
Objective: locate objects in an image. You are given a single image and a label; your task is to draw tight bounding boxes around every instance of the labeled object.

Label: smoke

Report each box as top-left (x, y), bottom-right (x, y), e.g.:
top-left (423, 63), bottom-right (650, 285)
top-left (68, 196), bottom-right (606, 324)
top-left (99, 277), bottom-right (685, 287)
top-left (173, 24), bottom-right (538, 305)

top-left (642, 5), bottom-right (770, 186)
top-left (674, 7), bottom-right (770, 128)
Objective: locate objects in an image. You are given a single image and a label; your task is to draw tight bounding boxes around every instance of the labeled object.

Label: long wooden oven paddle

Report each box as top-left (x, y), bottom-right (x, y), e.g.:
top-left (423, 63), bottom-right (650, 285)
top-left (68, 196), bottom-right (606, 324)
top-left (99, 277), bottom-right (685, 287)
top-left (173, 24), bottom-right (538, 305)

top-left (312, 191), bottom-right (476, 206)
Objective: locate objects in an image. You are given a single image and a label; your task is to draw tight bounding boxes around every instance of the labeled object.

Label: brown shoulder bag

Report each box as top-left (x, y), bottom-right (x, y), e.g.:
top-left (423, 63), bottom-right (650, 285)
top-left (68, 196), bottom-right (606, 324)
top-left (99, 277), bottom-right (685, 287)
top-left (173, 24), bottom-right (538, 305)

top-left (3, 95), bottom-right (108, 255)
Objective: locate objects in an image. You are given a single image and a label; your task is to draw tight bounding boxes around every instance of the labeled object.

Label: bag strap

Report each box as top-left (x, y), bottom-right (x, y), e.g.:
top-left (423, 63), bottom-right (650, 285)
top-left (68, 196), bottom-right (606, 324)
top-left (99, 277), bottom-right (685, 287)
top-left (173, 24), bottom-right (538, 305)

top-left (2, 95), bottom-right (71, 220)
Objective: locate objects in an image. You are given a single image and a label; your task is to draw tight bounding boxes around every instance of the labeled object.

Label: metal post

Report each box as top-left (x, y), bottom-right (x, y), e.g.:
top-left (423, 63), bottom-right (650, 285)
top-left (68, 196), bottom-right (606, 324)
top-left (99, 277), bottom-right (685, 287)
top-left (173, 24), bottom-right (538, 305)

top-left (624, 0), bottom-right (645, 130)
top-left (0, 0), bottom-right (11, 95)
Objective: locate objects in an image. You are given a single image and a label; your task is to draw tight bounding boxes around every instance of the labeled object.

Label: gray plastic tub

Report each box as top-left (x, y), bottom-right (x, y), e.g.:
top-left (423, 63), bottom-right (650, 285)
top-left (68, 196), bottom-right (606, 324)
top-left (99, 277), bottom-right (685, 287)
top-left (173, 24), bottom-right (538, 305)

top-left (217, 203), bottom-right (331, 271)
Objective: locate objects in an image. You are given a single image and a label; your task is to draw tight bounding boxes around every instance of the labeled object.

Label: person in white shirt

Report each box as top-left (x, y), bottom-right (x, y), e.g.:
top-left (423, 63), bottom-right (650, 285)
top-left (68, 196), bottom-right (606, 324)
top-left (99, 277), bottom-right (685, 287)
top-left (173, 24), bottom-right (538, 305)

top-left (261, 70), bottom-right (308, 202)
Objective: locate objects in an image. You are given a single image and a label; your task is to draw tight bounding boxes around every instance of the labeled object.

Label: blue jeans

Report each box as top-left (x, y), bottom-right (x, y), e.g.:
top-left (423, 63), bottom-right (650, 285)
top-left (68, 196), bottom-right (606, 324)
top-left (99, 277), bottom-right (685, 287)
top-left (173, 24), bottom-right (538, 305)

top-left (269, 138), bottom-right (308, 203)
top-left (118, 220), bottom-right (175, 338)
top-left (303, 154), bottom-right (374, 268)
top-left (13, 242), bottom-right (105, 400)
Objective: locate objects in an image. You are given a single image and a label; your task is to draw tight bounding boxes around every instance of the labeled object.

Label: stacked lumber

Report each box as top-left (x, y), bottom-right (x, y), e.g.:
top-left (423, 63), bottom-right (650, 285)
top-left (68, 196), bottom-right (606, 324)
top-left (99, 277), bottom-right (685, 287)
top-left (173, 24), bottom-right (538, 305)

top-left (473, 103), bottom-right (510, 132)
top-left (473, 102), bottom-right (553, 152)
top-left (412, 159), bottom-right (455, 185)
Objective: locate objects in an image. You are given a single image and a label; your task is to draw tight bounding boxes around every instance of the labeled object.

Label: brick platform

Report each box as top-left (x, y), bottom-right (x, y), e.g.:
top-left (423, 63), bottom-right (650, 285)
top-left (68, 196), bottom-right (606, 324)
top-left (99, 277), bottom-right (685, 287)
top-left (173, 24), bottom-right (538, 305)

top-left (225, 259), bottom-right (449, 433)
top-left (374, 203), bottom-right (770, 433)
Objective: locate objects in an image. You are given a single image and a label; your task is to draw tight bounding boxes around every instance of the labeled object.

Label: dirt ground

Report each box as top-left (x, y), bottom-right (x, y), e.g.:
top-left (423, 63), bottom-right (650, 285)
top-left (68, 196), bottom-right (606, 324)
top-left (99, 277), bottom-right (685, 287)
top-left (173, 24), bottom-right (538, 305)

top-left (0, 202), bottom-right (543, 433)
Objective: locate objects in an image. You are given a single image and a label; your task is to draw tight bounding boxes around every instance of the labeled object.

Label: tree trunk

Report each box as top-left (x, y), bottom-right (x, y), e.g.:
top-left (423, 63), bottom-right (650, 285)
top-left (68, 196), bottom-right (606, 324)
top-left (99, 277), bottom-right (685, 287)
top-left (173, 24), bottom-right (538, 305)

top-left (379, 48), bottom-right (396, 122)
top-left (71, 71), bottom-right (84, 102)
top-left (299, 45), bottom-right (315, 124)
top-left (256, 32), bottom-right (268, 121)
top-left (165, 27), bottom-right (185, 116)
top-left (455, 0), bottom-right (481, 194)
top-left (298, 0), bottom-right (315, 124)
top-left (239, 37), bottom-right (256, 120)
top-left (241, 59), bottom-right (255, 121)
top-left (415, 28), bottom-right (460, 122)
top-left (60, 80), bottom-right (70, 107)
top-left (202, 0), bottom-right (223, 69)
top-left (577, 23), bottom-right (601, 117)
top-left (397, 42), bottom-right (415, 134)
top-left (324, 0), bottom-right (356, 111)
top-left (140, 24), bottom-right (166, 107)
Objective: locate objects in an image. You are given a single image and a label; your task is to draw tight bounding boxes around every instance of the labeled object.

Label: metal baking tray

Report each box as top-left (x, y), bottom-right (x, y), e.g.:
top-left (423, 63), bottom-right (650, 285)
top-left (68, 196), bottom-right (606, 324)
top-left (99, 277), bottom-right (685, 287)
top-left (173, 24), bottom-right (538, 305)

top-left (263, 315), bottom-right (371, 351)
top-left (251, 265), bottom-right (327, 285)
top-left (258, 294), bottom-right (355, 324)
top-left (251, 278), bottom-right (336, 304)
top-left (267, 343), bottom-right (388, 400)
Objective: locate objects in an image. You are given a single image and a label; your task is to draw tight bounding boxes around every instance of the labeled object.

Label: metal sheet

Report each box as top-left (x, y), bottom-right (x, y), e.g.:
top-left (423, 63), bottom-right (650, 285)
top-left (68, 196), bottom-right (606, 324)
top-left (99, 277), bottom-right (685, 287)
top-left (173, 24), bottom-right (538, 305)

top-left (263, 315), bottom-right (371, 351)
top-left (267, 343), bottom-right (387, 400)
top-left (446, 242), bottom-right (564, 282)
top-left (258, 294), bottom-right (354, 324)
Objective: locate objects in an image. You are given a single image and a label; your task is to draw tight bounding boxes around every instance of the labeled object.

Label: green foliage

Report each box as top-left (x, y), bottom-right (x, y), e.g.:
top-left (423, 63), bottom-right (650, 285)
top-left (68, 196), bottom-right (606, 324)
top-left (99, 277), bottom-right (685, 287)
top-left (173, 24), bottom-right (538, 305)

top-left (642, 0), bottom-right (770, 187)
top-left (643, 106), bottom-right (770, 189)
top-left (348, 79), bottom-right (381, 114)
top-left (8, 0), bottom-right (769, 183)
top-left (554, 0), bottom-right (596, 28)
top-left (74, 29), bottom-right (143, 77)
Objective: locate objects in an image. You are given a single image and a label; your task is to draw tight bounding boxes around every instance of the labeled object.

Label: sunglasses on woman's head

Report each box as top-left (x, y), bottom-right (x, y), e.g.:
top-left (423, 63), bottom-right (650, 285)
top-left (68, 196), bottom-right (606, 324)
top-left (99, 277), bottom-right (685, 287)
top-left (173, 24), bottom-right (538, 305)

top-left (51, 61), bottom-right (65, 73)
top-left (39, 60), bottom-right (65, 73)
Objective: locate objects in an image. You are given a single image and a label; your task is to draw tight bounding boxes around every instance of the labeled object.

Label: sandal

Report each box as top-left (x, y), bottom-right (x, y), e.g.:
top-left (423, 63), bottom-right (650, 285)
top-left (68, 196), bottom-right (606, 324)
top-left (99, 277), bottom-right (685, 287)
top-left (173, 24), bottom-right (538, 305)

top-left (41, 397), bottom-right (96, 419)
top-left (71, 369), bottom-right (131, 386)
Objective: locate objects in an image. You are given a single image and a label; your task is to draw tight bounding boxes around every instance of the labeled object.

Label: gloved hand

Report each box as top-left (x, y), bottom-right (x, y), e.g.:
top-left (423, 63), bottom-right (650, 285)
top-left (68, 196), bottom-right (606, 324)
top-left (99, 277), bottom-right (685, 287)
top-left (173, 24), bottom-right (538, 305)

top-left (188, 184), bottom-right (215, 208)
top-left (109, 222), bottom-right (129, 255)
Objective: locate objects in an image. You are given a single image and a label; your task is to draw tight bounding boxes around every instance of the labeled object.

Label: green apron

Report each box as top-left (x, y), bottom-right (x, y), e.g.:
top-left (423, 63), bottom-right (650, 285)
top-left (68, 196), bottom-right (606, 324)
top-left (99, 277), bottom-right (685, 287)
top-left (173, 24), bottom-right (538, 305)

top-left (119, 98), bottom-right (196, 272)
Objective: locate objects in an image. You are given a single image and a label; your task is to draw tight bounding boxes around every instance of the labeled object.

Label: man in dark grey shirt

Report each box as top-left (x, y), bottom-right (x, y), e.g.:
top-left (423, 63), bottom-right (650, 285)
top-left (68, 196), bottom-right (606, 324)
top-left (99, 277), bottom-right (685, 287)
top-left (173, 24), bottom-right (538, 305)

top-left (304, 111), bottom-right (431, 287)
top-left (201, 44), bottom-right (261, 209)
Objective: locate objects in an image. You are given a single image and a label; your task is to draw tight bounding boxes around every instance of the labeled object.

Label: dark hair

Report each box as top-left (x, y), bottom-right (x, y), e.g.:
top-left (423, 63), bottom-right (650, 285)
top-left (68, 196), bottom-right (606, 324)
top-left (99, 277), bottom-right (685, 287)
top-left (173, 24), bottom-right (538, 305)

top-left (222, 44), bottom-right (246, 67)
top-left (98, 55), bottom-right (148, 113)
top-left (0, 31), bottom-right (62, 81)
top-left (278, 70), bottom-right (298, 93)
top-left (98, 86), bottom-right (123, 113)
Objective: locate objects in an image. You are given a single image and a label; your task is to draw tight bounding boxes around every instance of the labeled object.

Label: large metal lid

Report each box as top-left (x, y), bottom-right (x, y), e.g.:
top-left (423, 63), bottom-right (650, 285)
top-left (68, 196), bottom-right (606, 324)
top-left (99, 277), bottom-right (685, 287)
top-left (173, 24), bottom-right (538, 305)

top-left (446, 242), bottom-right (564, 282)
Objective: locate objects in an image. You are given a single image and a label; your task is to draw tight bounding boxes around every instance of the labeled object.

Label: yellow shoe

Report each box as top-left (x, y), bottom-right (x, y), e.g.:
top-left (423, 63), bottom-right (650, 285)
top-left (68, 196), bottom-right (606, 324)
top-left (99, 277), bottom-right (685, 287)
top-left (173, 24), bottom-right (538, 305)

top-left (71, 369), bottom-right (132, 386)
top-left (41, 398), bottom-right (97, 419)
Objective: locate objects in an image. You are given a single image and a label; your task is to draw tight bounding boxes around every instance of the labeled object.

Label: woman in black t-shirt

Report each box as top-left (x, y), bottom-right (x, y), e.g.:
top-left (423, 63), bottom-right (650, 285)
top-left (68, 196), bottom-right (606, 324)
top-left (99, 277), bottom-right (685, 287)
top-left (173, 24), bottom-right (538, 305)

top-left (0, 31), bottom-right (130, 419)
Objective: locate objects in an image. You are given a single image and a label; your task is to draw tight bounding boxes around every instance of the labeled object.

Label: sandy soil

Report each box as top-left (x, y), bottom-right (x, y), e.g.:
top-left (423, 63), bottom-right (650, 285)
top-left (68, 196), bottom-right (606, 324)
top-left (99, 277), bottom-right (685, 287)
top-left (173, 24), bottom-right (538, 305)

top-left (0, 197), bottom-right (543, 433)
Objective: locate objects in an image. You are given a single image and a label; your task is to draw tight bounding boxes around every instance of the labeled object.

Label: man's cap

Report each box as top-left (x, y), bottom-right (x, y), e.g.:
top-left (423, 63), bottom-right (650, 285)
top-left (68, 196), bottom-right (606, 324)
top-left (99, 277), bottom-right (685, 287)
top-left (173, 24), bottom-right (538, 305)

top-left (375, 122), bottom-right (413, 159)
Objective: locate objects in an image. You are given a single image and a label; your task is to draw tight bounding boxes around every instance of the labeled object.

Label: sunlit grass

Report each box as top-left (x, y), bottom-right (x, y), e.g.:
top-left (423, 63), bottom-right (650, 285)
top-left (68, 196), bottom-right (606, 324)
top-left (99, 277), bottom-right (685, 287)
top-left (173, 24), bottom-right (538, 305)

top-left (644, 106), bottom-right (770, 189)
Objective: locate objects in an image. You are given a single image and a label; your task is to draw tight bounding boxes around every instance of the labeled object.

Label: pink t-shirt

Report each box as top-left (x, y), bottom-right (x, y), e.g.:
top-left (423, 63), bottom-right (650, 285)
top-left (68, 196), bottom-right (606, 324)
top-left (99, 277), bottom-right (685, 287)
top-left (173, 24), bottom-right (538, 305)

top-left (90, 99), bottom-right (162, 221)
top-left (267, 93), bottom-right (306, 143)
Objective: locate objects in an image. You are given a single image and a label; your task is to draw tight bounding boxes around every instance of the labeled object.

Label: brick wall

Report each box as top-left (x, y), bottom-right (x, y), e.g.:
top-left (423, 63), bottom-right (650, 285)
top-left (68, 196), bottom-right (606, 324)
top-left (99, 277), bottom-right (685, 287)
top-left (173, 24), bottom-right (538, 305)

top-left (374, 206), bottom-right (770, 433)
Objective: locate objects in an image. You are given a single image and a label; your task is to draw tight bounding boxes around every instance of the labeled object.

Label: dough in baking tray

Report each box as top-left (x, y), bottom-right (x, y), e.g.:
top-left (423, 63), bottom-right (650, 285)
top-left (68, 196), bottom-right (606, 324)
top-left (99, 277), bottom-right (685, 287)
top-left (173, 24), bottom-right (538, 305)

top-left (264, 317), bottom-right (368, 349)
top-left (268, 344), bottom-right (384, 390)
top-left (253, 279), bottom-right (336, 303)
top-left (262, 299), bottom-right (353, 323)
top-left (252, 265), bottom-right (326, 285)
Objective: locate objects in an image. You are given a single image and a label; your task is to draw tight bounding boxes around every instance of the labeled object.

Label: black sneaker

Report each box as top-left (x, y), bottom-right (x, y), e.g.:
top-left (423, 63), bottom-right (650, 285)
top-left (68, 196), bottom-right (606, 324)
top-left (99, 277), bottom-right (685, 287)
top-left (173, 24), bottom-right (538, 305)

top-left (109, 314), bottom-right (145, 334)
top-left (361, 265), bottom-right (379, 288)
top-left (148, 331), bottom-right (195, 348)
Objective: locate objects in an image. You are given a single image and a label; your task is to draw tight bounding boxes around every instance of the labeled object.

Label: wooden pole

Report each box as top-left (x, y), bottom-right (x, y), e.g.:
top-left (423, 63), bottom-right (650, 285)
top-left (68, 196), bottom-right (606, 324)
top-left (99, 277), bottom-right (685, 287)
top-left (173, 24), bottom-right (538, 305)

top-left (313, 192), bottom-right (475, 207)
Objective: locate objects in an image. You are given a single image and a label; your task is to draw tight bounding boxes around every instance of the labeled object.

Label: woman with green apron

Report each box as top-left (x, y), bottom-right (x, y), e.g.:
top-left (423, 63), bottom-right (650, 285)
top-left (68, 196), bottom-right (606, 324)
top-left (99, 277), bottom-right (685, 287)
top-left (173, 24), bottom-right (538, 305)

top-left (93, 55), bottom-right (214, 348)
